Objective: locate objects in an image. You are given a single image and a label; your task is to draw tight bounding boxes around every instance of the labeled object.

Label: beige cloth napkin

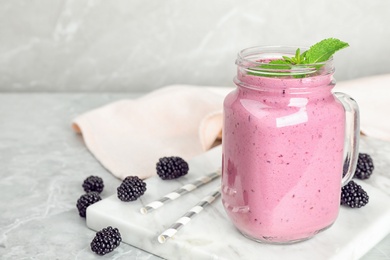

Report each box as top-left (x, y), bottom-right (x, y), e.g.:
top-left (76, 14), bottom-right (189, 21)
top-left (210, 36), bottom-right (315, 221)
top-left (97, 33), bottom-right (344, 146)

top-left (73, 74), bottom-right (390, 180)
top-left (72, 85), bottom-right (231, 180)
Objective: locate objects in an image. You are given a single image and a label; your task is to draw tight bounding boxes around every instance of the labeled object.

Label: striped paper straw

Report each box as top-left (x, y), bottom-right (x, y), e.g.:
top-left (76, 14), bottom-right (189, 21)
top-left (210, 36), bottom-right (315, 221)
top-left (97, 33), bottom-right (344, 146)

top-left (140, 169), bottom-right (221, 214)
top-left (157, 187), bottom-right (221, 244)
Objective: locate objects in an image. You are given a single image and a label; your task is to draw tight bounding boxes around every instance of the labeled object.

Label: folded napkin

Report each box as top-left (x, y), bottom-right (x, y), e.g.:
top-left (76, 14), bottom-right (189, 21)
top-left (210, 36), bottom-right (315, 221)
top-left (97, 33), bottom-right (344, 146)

top-left (73, 74), bottom-right (390, 180)
top-left (72, 85), bottom-right (231, 180)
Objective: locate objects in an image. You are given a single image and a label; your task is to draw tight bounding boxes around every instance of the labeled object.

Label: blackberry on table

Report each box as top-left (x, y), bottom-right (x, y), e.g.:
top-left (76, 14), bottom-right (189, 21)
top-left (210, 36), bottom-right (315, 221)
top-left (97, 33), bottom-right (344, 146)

top-left (156, 156), bottom-right (189, 180)
top-left (76, 192), bottom-right (101, 218)
top-left (341, 180), bottom-right (369, 208)
top-left (82, 175), bottom-right (104, 193)
top-left (354, 153), bottom-right (374, 180)
top-left (117, 176), bottom-right (147, 202)
top-left (90, 226), bottom-right (122, 255)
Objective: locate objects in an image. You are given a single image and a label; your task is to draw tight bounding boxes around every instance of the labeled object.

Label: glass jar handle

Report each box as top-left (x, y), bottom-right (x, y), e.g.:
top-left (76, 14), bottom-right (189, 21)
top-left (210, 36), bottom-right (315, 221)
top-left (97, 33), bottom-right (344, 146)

top-left (335, 92), bottom-right (360, 186)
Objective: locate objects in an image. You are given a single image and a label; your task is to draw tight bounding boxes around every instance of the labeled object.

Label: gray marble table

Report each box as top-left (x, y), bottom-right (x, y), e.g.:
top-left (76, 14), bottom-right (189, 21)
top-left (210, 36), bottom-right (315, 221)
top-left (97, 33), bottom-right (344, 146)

top-left (0, 93), bottom-right (389, 260)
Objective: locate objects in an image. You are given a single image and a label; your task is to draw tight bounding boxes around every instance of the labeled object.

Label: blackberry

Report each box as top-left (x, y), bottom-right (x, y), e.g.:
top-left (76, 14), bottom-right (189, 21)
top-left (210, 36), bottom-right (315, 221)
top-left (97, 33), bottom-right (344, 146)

top-left (117, 176), bottom-right (147, 201)
top-left (90, 226), bottom-right (122, 255)
top-left (76, 192), bottom-right (101, 218)
top-left (354, 153), bottom-right (374, 180)
top-left (156, 156), bottom-right (189, 180)
top-left (340, 180), bottom-right (369, 208)
top-left (82, 175), bottom-right (104, 193)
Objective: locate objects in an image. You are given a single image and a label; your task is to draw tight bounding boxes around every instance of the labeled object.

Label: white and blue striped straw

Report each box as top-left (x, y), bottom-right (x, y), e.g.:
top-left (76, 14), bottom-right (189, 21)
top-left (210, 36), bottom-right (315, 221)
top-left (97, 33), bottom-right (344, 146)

top-left (140, 169), bottom-right (221, 214)
top-left (157, 186), bottom-right (221, 244)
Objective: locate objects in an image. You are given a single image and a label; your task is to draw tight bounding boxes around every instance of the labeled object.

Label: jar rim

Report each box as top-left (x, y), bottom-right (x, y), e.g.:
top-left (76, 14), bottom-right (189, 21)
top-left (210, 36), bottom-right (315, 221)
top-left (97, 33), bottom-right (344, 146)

top-left (236, 45), bottom-right (334, 77)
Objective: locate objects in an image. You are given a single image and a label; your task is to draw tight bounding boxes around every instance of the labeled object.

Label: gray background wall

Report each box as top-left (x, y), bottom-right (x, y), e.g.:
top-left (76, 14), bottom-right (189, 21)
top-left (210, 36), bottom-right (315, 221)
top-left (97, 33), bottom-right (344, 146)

top-left (0, 0), bottom-right (389, 92)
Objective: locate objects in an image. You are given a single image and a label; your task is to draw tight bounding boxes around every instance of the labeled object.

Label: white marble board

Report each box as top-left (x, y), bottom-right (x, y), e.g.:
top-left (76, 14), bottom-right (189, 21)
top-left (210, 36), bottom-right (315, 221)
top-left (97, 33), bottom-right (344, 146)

top-left (87, 144), bottom-right (390, 260)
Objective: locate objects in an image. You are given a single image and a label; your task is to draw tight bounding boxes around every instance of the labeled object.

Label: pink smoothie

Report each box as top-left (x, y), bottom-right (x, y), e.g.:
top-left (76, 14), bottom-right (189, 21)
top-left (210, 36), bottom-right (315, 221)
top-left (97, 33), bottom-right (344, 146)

top-left (222, 71), bottom-right (346, 243)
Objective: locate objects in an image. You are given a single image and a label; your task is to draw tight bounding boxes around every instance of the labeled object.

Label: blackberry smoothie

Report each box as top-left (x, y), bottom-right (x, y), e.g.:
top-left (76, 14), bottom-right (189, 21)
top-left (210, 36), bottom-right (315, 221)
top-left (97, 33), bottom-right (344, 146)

top-left (221, 46), bottom-right (359, 243)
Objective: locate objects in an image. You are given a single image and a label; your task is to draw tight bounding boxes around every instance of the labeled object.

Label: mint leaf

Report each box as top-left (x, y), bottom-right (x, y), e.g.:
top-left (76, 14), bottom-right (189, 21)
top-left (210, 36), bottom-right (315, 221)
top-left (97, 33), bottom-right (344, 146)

top-left (302, 38), bottom-right (349, 64)
top-left (248, 60), bottom-right (291, 76)
top-left (262, 59), bottom-right (291, 69)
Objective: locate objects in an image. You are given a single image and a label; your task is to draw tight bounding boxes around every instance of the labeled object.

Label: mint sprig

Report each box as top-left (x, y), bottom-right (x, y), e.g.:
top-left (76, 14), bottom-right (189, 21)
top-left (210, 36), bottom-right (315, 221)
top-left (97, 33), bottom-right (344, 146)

top-left (282, 48), bottom-right (304, 65)
top-left (303, 38), bottom-right (349, 64)
top-left (248, 38), bottom-right (349, 77)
